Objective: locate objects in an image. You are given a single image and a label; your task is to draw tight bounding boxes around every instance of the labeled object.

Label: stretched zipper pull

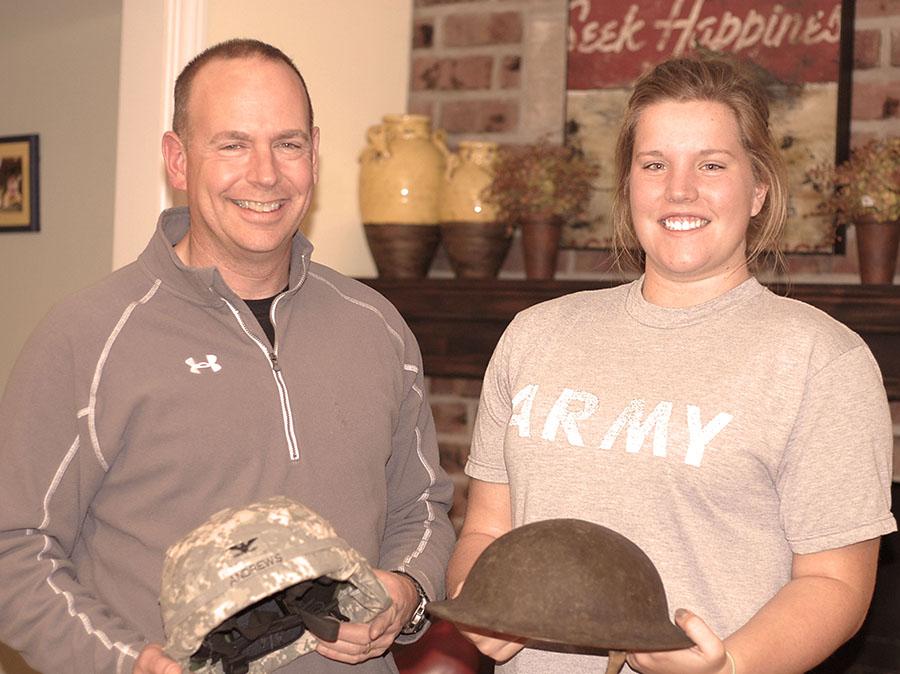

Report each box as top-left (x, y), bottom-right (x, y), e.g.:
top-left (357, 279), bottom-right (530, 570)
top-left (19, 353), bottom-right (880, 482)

top-left (269, 351), bottom-right (281, 372)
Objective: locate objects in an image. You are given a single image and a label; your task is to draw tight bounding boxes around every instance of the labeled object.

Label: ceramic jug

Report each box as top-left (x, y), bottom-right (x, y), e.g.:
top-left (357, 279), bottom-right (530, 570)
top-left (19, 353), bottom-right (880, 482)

top-left (359, 114), bottom-right (448, 226)
top-left (439, 140), bottom-right (499, 224)
top-left (358, 114), bottom-right (449, 278)
top-left (438, 140), bottom-right (511, 278)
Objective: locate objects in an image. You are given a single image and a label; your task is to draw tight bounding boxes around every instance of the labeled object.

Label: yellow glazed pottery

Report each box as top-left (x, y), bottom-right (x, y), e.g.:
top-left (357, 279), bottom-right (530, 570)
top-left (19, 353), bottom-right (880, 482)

top-left (359, 114), bottom-right (449, 225)
top-left (439, 140), bottom-right (499, 224)
top-left (438, 140), bottom-right (510, 278)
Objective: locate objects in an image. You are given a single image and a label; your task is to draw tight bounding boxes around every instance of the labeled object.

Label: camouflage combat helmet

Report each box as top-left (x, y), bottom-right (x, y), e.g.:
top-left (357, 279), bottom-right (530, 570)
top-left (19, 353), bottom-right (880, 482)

top-left (160, 495), bottom-right (391, 674)
top-left (427, 519), bottom-right (692, 674)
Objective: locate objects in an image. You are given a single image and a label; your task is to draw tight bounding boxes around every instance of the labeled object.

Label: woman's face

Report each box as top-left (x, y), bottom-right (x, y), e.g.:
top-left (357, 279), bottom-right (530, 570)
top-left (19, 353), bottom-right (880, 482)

top-left (628, 99), bottom-right (767, 301)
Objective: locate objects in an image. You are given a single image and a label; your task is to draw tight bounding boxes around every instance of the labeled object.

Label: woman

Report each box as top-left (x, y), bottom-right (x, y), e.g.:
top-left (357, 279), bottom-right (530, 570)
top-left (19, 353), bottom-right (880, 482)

top-left (447, 55), bottom-right (896, 674)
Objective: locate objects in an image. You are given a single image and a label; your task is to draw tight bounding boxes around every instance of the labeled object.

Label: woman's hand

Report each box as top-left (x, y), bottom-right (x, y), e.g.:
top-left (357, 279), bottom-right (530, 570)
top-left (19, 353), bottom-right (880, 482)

top-left (456, 626), bottom-right (526, 663)
top-left (626, 609), bottom-right (731, 674)
top-left (446, 480), bottom-right (523, 663)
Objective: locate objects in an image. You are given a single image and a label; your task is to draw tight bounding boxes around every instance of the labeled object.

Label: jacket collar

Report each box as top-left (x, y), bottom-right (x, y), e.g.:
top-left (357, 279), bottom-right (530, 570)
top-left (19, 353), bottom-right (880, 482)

top-left (138, 207), bottom-right (313, 306)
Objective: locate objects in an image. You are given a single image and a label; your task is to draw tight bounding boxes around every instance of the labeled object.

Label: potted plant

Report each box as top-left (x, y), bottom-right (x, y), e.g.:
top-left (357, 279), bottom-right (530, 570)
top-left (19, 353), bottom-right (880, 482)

top-left (483, 140), bottom-right (599, 279)
top-left (807, 137), bottom-right (900, 284)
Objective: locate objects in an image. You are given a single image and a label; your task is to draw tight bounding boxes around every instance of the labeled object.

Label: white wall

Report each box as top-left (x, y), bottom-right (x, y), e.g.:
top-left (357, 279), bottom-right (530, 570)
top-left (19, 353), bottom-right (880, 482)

top-left (0, 2), bottom-right (122, 668)
top-left (206, 0), bottom-right (413, 277)
top-left (0, 1), bottom-right (122, 391)
top-left (0, 3), bottom-right (409, 670)
top-left (111, 0), bottom-right (206, 271)
top-left (0, 5), bottom-right (121, 671)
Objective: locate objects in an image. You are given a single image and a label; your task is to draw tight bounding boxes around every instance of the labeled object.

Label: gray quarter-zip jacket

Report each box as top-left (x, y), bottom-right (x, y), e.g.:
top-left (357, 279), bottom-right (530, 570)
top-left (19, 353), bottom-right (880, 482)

top-left (0, 207), bottom-right (455, 674)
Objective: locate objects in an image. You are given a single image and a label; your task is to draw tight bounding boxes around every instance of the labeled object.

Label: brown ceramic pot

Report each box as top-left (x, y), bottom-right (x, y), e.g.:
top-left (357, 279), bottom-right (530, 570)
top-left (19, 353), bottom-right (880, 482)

top-left (439, 221), bottom-right (512, 279)
top-left (520, 217), bottom-right (563, 280)
top-left (855, 218), bottom-right (900, 284)
top-left (364, 224), bottom-right (441, 279)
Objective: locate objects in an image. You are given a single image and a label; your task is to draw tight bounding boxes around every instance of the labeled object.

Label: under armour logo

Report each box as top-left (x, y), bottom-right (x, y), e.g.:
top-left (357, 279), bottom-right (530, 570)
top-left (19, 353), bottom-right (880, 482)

top-left (185, 355), bottom-right (222, 374)
top-left (229, 538), bottom-right (257, 556)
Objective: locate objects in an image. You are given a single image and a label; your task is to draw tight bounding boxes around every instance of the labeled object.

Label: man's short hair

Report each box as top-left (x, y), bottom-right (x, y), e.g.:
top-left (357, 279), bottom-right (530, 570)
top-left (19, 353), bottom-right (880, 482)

top-left (172, 38), bottom-right (314, 138)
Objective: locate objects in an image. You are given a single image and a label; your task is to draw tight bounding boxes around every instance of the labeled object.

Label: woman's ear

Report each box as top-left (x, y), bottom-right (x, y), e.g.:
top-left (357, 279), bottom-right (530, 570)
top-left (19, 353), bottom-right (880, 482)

top-left (751, 180), bottom-right (768, 218)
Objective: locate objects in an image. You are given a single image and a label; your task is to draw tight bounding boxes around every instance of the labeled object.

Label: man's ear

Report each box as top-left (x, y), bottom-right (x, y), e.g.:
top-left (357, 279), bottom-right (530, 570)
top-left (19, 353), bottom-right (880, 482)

top-left (311, 126), bottom-right (320, 185)
top-left (161, 131), bottom-right (188, 191)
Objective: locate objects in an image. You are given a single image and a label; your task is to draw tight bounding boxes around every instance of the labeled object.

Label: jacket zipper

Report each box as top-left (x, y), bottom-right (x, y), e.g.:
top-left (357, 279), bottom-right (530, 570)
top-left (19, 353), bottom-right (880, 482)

top-left (223, 299), bottom-right (301, 461)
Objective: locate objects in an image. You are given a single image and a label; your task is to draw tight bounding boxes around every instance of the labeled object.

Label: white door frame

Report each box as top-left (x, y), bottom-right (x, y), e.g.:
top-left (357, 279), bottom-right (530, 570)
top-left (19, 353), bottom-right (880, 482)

top-left (111, 0), bottom-right (205, 269)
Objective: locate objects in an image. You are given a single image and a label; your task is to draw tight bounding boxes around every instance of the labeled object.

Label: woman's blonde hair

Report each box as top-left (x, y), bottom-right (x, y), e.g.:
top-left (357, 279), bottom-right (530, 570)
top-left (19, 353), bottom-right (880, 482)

top-left (611, 55), bottom-right (788, 272)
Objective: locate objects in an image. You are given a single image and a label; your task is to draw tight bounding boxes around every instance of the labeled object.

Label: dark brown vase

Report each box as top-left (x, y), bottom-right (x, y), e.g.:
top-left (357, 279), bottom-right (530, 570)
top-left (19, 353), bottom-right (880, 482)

top-left (520, 217), bottom-right (562, 280)
top-left (439, 222), bottom-right (512, 279)
top-left (364, 223), bottom-right (441, 279)
top-left (855, 219), bottom-right (900, 284)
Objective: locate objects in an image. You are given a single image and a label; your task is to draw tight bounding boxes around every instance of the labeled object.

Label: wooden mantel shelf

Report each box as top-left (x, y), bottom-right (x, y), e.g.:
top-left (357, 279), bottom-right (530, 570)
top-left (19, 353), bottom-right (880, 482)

top-left (361, 279), bottom-right (900, 401)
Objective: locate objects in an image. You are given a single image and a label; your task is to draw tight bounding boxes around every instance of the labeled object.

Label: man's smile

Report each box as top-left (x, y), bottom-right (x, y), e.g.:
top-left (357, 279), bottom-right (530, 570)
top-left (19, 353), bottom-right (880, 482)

top-left (230, 198), bottom-right (285, 213)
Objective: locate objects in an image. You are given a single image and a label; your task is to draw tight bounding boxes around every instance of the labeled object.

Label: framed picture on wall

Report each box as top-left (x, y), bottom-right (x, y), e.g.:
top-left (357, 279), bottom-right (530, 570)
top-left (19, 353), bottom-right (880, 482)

top-left (0, 134), bottom-right (40, 233)
top-left (564, 0), bottom-right (853, 253)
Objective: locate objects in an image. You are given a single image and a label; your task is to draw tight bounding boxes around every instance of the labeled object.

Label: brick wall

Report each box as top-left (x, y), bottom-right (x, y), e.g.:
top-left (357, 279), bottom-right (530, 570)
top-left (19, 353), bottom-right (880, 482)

top-left (411, 0), bottom-right (900, 146)
top-left (853, 0), bottom-right (900, 137)
top-left (410, 0), bottom-right (567, 144)
top-left (429, 377), bottom-right (484, 529)
top-left (412, 0), bottom-right (900, 283)
top-left (411, 0), bottom-right (900, 529)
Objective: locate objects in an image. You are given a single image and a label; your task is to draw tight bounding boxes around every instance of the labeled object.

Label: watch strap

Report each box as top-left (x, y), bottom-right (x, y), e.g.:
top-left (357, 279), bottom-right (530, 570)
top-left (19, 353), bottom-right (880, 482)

top-left (391, 570), bottom-right (429, 635)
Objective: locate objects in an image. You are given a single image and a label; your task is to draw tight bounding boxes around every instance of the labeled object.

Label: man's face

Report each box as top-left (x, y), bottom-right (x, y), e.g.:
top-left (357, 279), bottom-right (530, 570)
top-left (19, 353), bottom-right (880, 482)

top-left (165, 56), bottom-right (319, 268)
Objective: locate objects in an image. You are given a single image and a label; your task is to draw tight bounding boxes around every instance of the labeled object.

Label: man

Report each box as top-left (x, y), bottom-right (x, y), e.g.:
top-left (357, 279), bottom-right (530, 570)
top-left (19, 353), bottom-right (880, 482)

top-left (0, 39), bottom-right (454, 674)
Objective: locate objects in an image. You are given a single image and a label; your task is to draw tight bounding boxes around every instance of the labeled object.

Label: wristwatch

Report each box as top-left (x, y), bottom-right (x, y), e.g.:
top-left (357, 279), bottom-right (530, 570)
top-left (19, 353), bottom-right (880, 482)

top-left (392, 570), bottom-right (429, 635)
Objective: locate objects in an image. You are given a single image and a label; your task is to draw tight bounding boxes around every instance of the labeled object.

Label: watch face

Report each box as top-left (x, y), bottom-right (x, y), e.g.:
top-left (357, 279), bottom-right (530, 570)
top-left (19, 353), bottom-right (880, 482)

top-left (402, 597), bottom-right (428, 635)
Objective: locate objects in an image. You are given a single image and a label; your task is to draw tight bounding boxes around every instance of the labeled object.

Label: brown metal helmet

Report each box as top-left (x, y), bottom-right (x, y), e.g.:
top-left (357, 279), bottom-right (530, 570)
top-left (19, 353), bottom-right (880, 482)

top-left (428, 519), bottom-right (692, 655)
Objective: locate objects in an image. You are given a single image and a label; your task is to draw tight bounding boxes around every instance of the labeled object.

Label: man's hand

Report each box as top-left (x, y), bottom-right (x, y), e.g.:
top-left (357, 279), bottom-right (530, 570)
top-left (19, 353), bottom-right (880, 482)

top-left (134, 644), bottom-right (182, 674)
top-left (315, 568), bottom-right (418, 664)
top-left (626, 609), bottom-right (729, 674)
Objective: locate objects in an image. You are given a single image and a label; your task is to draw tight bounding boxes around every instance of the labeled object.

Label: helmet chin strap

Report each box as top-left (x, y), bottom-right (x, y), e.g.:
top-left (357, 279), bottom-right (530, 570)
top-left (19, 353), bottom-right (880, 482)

top-left (606, 650), bottom-right (626, 674)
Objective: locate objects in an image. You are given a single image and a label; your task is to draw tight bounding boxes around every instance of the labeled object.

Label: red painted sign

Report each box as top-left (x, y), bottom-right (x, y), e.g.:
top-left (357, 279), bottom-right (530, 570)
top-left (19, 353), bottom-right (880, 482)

top-left (567, 0), bottom-right (842, 89)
